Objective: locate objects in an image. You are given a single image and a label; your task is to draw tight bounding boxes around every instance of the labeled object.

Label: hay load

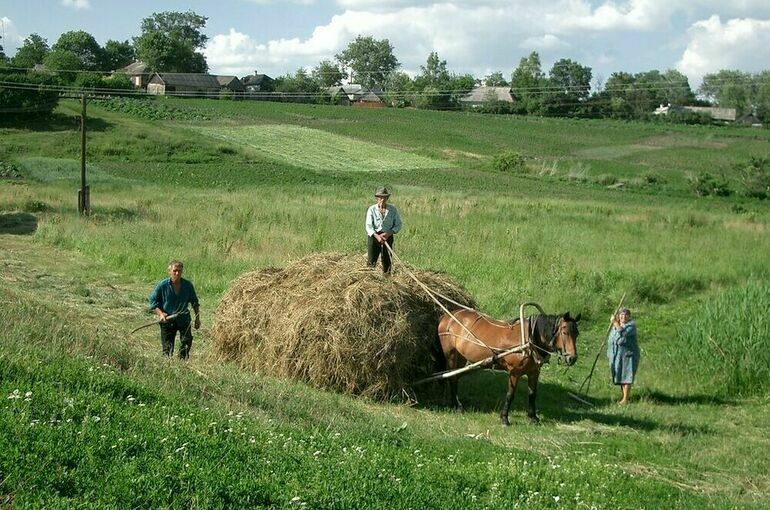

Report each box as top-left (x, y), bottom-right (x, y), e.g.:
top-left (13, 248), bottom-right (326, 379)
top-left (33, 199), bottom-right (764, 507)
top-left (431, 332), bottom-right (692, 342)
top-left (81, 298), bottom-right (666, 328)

top-left (211, 252), bottom-right (476, 400)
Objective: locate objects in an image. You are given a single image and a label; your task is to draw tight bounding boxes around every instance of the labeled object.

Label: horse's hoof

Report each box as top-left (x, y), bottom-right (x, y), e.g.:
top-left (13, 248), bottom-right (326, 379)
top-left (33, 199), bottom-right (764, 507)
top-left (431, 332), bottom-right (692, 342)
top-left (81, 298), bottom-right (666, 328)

top-left (528, 416), bottom-right (540, 425)
top-left (500, 416), bottom-right (510, 427)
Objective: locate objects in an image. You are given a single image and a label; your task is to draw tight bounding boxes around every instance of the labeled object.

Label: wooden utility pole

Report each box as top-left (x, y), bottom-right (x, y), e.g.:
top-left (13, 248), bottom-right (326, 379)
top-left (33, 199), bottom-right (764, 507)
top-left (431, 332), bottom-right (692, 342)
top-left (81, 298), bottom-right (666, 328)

top-left (78, 93), bottom-right (89, 216)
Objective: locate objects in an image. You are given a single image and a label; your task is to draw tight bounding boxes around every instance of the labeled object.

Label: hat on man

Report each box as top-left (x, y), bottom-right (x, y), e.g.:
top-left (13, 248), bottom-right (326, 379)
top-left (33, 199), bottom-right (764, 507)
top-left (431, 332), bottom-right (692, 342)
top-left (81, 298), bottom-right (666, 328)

top-left (374, 186), bottom-right (391, 197)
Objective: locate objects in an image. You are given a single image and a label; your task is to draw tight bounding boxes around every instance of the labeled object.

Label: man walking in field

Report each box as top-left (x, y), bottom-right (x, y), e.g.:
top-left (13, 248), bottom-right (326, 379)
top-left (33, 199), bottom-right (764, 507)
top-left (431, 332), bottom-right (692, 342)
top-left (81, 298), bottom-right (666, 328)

top-left (365, 186), bottom-right (402, 273)
top-left (149, 260), bottom-right (201, 359)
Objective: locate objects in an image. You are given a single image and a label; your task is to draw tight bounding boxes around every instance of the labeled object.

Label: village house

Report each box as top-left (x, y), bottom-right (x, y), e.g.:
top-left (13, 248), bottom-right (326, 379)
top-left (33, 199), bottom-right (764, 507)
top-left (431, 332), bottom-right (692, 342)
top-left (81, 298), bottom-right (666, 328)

top-left (241, 72), bottom-right (275, 93)
top-left (215, 75), bottom-right (246, 94)
top-left (459, 86), bottom-right (515, 108)
top-left (146, 73), bottom-right (222, 97)
top-left (325, 84), bottom-right (385, 107)
top-left (119, 61), bottom-right (151, 90)
top-left (654, 104), bottom-right (737, 123)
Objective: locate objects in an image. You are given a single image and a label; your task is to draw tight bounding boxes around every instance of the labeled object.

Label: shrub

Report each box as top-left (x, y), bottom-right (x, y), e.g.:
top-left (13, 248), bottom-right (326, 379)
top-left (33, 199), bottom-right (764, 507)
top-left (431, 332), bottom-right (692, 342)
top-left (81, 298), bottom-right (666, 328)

top-left (737, 157), bottom-right (770, 199)
top-left (492, 150), bottom-right (526, 173)
top-left (689, 171), bottom-right (732, 197)
top-left (0, 71), bottom-right (60, 119)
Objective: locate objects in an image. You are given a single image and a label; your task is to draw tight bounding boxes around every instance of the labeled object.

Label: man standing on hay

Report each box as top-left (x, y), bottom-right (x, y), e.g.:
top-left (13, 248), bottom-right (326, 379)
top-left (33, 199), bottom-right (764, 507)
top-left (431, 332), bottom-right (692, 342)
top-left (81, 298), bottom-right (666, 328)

top-left (149, 260), bottom-right (201, 359)
top-left (365, 186), bottom-right (402, 273)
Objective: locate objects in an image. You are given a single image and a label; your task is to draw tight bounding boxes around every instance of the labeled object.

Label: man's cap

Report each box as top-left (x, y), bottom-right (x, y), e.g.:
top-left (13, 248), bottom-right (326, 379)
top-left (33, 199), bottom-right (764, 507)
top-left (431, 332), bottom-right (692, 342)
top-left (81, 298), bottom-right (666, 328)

top-left (374, 186), bottom-right (391, 197)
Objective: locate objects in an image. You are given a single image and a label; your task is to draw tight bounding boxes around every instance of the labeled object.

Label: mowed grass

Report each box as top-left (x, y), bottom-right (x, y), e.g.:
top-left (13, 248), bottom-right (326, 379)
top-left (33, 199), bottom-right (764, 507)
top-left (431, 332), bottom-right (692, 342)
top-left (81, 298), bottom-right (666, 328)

top-left (195, 124), bottom-right (450, 173)
top-left (1, 98), bottom-right (770, 507)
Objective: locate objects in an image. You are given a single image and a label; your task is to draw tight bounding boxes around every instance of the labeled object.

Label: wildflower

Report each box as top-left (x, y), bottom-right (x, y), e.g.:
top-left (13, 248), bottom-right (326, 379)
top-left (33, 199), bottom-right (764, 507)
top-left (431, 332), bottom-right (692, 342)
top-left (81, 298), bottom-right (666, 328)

top-left (127, 395), bottom-right (136, 403)
top-left (7, 390), bottom-right (21, 400)
top-left (553, 496), bottom-right (560, 503)
top-left (290, 496), bottom-right (302, 504)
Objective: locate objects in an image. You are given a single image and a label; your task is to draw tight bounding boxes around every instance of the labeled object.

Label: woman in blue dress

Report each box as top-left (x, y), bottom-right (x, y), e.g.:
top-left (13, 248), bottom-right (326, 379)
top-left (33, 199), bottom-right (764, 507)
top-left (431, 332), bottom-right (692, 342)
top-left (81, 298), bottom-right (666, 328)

top-left (607, 307), bottom-right (639, 405)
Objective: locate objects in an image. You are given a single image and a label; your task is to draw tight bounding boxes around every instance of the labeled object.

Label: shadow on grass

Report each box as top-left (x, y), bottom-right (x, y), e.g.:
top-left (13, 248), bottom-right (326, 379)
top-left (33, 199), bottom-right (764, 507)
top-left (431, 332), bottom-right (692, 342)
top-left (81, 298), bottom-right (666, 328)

top-left (0, 112), bottom-right (111, 133)
top-left (413, 370), bottom-right (716, 433)
top-left (636, 389), bottom-right (732, 406)
top-left (0, 212), bottom-right (38, 235)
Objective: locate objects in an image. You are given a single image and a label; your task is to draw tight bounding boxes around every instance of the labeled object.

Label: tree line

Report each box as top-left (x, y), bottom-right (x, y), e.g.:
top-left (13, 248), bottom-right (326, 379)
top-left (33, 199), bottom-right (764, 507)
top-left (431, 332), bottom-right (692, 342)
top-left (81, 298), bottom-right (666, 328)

top-left (1, 10), bottom-right (768, 123)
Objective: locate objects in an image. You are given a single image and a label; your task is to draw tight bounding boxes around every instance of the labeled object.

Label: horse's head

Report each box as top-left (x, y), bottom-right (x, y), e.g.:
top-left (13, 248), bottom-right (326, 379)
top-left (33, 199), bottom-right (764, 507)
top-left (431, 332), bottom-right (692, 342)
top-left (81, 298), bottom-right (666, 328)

top-left (554, 312), bottom-right (580, 366)
top-left (534, 312), bottom-right (580, 365)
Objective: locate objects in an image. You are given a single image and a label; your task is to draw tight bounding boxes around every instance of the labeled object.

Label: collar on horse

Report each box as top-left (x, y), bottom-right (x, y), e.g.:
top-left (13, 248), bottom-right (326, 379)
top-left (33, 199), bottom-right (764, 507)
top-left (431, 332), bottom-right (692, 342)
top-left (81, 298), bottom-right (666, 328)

top-left (529, 315), bottom-right (565, 366)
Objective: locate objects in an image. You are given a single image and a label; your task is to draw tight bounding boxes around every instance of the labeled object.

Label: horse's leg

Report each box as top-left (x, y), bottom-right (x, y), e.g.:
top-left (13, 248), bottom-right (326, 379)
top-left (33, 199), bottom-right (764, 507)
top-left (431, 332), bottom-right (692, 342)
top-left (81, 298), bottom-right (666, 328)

top-left (501, 373), bottom-right (520, 426)
top-left (445, 350), bottom-right (464, 412)
top-left (526, 370), bottom-right (541, 424)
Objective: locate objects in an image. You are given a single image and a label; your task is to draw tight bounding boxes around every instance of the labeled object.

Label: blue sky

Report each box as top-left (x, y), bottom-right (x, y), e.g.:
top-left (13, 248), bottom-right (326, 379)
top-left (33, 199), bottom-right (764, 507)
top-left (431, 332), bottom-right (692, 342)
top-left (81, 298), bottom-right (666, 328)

top-left (2, 1), bottom-right (770, 87)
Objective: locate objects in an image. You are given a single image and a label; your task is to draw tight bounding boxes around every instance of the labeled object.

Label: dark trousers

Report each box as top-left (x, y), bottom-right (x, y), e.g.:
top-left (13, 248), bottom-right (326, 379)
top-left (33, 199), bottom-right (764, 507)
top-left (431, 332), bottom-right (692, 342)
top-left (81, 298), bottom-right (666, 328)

top-left (160, 321), bottom-right (193, 359)
top-left (367, 234), bottom-right (395, 273)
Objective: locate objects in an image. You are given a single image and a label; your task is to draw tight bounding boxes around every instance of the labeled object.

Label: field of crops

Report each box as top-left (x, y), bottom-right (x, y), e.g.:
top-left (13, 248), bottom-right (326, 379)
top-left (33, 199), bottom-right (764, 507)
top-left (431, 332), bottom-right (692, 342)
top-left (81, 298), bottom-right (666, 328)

top-left (195, 124), bottom-right (450, 173)
top-left (1, 97), bottom-right (770, 508)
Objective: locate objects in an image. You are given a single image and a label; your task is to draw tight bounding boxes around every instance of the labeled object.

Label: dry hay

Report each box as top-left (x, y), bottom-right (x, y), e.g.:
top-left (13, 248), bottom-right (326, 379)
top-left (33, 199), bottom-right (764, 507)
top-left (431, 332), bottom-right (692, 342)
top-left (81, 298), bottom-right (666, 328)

top-left (211, 252), bottom-right (476, 400)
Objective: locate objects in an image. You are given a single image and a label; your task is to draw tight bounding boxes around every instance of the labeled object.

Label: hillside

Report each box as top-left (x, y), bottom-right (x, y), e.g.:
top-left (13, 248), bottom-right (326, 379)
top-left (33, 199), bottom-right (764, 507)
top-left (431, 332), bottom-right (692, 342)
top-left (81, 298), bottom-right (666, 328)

top-left (1, 98), bottom-right (769, 508)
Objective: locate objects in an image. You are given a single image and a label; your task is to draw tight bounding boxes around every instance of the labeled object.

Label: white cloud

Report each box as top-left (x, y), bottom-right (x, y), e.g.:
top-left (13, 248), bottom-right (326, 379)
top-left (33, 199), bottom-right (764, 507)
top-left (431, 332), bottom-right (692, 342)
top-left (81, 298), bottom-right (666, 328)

top-left (61, 0), bottom-right (91, 10)
top-left (204, 1), bottom-right (770, 85)
top-left (0, 17), bottom-right (24, 54)
top-left (520, 34), bottom-right (569, 51)
top-left (676, 15), bottom-right (770, 86)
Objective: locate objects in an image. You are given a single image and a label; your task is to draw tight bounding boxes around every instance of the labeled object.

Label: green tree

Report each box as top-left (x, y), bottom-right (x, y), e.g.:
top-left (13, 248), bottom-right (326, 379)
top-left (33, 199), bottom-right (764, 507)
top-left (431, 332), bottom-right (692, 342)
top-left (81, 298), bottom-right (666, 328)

top-left (0, 72), bottom-right (60, 118)
top-left (336, 35), bottom-right (399, 89)
top-left (312, 60), bottom-right (344, 87)
top-left (134, 11), bottom-right (208, 73)
top-left (10, 34), bottom-right (49, 69)
top-left (273, 68), bottom-right (321, 103)
top-left (510, 51), bottom-right (546, 115)
top-left (42, 49), bottom-right (82, 82)
top-left (51, 30), bottom-right (105, 71)
top-left (699, 70), bottom-right (752, 114)
top-left (754, 71), bottom-right (770, 122)
top-left (413, 52), bottom-right (452, 109)
top-left (383, 71), bottom-right (414, 107)
top-left (0, 35), bottom-right (7, 64)
top-left (543, 58), bottom-right (592, 116)
top-left (484, 71), bottom-right (508, 87)
top-left (104, 39), bottom-right (135, 71)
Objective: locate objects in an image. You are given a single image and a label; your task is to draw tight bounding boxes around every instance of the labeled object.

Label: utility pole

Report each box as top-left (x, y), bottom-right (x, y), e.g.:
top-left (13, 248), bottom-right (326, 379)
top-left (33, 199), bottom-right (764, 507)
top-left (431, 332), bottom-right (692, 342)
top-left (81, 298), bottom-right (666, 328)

top-left (78, 93), bottom-right (89, 216)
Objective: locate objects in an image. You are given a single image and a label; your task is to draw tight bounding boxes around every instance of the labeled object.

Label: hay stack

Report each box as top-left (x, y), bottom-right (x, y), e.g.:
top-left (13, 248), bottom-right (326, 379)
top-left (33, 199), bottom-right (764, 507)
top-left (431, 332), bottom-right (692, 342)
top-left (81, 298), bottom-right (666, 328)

top-left (211, 252), bottom-right (476, 400)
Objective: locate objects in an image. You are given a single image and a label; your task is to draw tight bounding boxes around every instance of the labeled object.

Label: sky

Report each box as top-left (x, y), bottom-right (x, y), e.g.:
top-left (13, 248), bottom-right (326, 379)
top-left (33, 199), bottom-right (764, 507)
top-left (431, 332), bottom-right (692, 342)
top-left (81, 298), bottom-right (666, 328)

top-left (2, 0), bottom-right (770, 88)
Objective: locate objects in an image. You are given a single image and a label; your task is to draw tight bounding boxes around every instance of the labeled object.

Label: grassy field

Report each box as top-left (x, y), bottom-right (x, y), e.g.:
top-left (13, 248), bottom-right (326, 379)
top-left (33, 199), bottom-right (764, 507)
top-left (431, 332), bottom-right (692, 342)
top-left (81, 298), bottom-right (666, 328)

top-left (1, 97), bottom-right (770, 508)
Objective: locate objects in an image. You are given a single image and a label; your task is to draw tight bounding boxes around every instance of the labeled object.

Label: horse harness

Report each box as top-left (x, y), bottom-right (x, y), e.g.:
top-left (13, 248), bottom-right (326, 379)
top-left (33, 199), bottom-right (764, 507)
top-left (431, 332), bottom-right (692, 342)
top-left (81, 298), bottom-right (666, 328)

top-left (441, 313), bottom-right (567, 366)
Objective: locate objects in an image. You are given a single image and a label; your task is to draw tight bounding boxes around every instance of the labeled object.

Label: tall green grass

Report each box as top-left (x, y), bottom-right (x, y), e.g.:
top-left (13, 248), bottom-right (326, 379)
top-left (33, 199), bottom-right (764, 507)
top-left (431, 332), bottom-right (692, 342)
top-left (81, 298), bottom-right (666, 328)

top-left (667, 281), bottom-right (770, 396)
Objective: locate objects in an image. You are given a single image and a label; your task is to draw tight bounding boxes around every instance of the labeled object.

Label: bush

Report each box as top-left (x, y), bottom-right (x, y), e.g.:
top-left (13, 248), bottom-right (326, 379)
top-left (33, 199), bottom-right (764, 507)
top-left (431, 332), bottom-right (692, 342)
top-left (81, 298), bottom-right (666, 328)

top-left (0, 71), bottom-right (60, 119)
top-left (492, 151), bottom-right (526, 173)
top-left (737, 157), bottom-right (770, 199)
top-left (689, 171), bottom-right (732, 197)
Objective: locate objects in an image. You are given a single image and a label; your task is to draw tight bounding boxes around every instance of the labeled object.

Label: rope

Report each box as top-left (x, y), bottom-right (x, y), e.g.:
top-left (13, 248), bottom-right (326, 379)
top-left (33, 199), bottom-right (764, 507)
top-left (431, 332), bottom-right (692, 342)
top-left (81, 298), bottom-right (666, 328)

top-left (382, 242), bottom-right (526, 355)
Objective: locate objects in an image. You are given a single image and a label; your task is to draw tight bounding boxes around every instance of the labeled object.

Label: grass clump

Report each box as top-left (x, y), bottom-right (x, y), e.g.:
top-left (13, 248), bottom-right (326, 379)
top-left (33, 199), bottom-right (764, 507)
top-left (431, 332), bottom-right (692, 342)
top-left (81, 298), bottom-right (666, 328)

top-left (669, 280), bottom-right (770, 396)
top-left (492, 150), bottom-right (526, 173)
top-left (211, 252), bottom-right (475, 400)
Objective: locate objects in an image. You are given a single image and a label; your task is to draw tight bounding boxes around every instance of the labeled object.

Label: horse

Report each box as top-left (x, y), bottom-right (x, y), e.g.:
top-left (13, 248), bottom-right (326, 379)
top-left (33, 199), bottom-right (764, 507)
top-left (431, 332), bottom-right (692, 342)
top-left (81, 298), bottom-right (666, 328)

top-left (437, 309), bottom-right (580, 426)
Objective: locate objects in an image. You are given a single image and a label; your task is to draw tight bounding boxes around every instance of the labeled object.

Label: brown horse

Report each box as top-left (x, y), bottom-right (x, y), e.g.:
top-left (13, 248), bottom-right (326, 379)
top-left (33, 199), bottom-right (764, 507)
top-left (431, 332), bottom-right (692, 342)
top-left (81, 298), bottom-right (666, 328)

top-left (437, 309), bottom-right (580, 426)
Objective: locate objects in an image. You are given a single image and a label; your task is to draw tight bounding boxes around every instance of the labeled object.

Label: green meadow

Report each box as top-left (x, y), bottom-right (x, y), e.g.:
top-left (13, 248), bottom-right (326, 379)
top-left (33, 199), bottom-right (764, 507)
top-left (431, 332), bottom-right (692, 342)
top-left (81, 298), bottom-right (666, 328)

top-left (1, 97), bottom-right (770, 508)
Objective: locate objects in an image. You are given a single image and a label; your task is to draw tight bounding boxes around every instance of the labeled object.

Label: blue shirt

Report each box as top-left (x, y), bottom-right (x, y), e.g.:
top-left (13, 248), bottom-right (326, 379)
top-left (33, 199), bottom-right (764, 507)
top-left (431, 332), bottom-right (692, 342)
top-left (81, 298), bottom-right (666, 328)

top-left (365, 204), bottom-right (402, 237)
top-left (148, 277), bottom-right (199, 325)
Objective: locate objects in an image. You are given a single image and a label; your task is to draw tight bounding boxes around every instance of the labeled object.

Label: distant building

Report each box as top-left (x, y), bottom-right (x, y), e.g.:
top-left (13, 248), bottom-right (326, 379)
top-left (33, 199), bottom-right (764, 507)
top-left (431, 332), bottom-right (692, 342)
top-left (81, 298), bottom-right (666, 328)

top-left (737, 112), bottom-right (763, 128)
top-left (147, 73), bottom-right (221, 97)
top-left (241, 72), bottom-right (275, 93)
top-left (120, 61), bottom-right (151, 90)
top-left (460, 86), bottom-right (514, 108)
top-left (326, 84), bottom-right (384, 107)
top-left (654, 104), bottom-right (737, 122)
top-left (215, 75), bottom-right (246, 94)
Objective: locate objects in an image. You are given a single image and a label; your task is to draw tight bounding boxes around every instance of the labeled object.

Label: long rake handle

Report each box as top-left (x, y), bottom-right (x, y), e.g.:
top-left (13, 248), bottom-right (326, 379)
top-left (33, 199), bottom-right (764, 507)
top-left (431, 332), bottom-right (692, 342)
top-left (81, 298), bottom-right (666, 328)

top-left (578, 293), bottom-right (626, 397)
